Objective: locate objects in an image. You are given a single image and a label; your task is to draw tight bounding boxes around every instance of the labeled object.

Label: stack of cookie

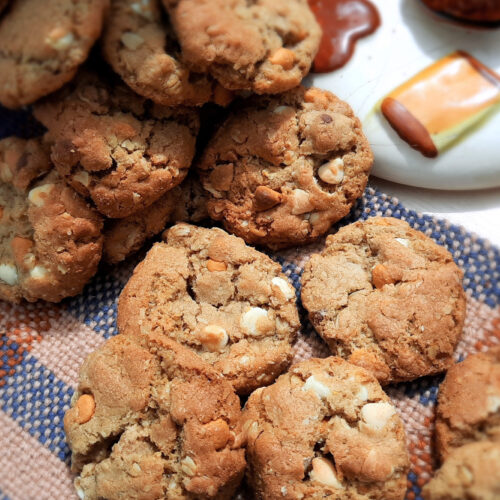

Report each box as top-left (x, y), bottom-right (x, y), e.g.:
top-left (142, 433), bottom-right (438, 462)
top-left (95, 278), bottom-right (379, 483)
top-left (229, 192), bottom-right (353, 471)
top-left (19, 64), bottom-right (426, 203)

top-left (0, 0), bottom-right (497, 499)
top-left (0, 0), bottom-right (373, 304)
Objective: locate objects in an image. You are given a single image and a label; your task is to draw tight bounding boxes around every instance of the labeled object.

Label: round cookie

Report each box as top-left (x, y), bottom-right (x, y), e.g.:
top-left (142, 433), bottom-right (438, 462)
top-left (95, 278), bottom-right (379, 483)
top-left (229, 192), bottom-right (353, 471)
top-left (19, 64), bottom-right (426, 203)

top-left (34, 71), bottom-right (200, 219)
top-left (301, 217), bottom-right (466, 385)
top-left (0, 137), bottom-right (103, 303)
top-left (0, 0), bottom-right (109, 108)
top-left (197, 87), bottom-right (373, 250)
top-left (103, 173), bottom-right (208, 264)
top-left (163, 0), bottom-right (322, 94)
top-left (422, 0), bottom-right (500, 22)
top-left (422, 441), bottom-right (500, 500)
top-left (242, 356), bottom-right (410, 499)
top-left (435, 346), bottom-right (500, 462)
top-left (118, 223), bottom-right (300, 394)
top-left (102, 0), bottom-right (230, 107)
top-left (65, 334), bottom-right (246, 500)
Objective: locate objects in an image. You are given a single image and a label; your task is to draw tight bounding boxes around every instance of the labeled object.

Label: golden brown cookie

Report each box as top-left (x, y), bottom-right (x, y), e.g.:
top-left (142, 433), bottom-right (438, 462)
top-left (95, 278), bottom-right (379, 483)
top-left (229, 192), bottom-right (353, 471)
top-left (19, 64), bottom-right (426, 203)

top-left (423, 441), bottom-right (500, 500)
top-left (422, 0), bottom-right (500, 22)
top-left (0, 0), bottom-right (109, 108)
top-left (435, 346), bottom-right (500, 463)
top-left (102, 0), bottom-right (229, 107)
top-left (243, 356), bottom-right (410, 499)
top-left (0, 137), bottom-right (103, 303)
top-left (301, 217), bottom-right (466, 385)
top-left (118, 223), bottom-right (300, 394)
top-left (102, 173), bottom-right (208, 264)
top-left (197, 87), bottom-right (373, 250)
top-left (65, 334), bottom-right (246, 500)
top-left (163, 0), bottom-right (321, 94)
top-left (34, 71), bottom-right (200, 219)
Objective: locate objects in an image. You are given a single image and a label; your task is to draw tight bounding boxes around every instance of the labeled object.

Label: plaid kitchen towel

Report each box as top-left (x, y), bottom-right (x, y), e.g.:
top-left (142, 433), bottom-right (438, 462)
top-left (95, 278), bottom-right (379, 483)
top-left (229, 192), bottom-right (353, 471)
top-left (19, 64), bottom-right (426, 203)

top-left (1, 109), bottom-right (499, 500)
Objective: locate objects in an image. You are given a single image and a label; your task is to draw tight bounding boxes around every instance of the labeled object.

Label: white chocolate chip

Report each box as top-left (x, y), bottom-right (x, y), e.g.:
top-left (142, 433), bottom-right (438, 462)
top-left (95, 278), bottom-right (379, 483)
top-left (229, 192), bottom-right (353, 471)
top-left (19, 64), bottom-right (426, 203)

top-left (131, 463), bottom-right (142, 475)
top-left (170, 225), bottom-right (191, 237)
top-left (361, 402), bottom-right (396, 431)
top-left (73, 171), bottom-right (89, 187)
top-left (318, 158), bottom-right (344, 185)
top-left (281, 486), bottom-right (287, 496)
top-left (487, 395), bottom-right (500, 413)
top-left (309, 212), bottom-right (321, 225)
top-left (180, 457), bottom-right (197, 476)
top-left (30, 265), bottom-right (48, 280)
top-left (28, 184), bottom-right (55, 207)
top-left (239, 355), bottom-right (250, 365)
top-left (395, 238), bottom-right (410, 247)
top-left (357, 385), bottom-right (369, 401)
top-left (198, 325), bottom-right (228, 352)
top-left (76, 487), bottom-right (85, 500)
top-left (131, 0), bottom-right (153, 19)
top-left (121, 32), bottom-right (144, 50)
top-left (271, 277), bottom-right (295, 300)
top-left (309, 457), bottom-right (343, 489)
top-left (302, 375), bottom-right (331, 399)
top-left (0, 264), bottom-right (18, 286)
top-left (46, 30), bottom-right (75, 50)
top-left (290, 189), bottom-right (314, 215)
top-left (240, 307), bottom-right (268, 336)
top-left (273, 105), bottom-right (292, 114)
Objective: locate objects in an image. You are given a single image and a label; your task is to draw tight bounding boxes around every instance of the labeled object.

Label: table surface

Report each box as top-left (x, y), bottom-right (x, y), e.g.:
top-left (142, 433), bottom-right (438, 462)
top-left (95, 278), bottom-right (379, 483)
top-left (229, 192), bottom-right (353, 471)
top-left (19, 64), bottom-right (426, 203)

top-left (371, 177), bottom-right (500, 247)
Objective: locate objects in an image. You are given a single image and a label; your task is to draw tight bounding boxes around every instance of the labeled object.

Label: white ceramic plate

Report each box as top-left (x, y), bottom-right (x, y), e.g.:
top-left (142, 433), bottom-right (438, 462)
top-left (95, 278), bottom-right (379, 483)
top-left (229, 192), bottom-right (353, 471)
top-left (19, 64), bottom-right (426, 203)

top-left (309, 0), bottom-right (500, 190)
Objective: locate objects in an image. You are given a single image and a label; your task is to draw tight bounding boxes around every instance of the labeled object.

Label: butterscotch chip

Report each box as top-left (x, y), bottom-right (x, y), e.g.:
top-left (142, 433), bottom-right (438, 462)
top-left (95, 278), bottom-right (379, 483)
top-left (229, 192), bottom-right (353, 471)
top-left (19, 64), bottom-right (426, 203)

top-left (102, 0), bottom-right (220, 106)
top-left (0, 0), bottom-right (109, 108)
top-left (163, 0), bottom-right (321, 94)
top-left (423, 441), bottom-right (500, 500)
top-left (34, 71), bottom-right (200, 219)
top-left (0, 137), bottom-right (103, 303)
top-left (243, 357), bottom-right (409, 499)
top-left (102, 173), bottom-right (208, 264)
top-left (118, 224), bottom-right (300, 394)
top-left (254, 186), bottom-right (282, 211)
top-left (76, 394), bottom-right (95, 424)
top-left (65, 334), bottom-right (246, 500)
top-left (435, 346), bottom-right (500, 463)
top-left (301, 217), bottom-right (466, 384)
top-left (198, 87), bottom-right (373, 249)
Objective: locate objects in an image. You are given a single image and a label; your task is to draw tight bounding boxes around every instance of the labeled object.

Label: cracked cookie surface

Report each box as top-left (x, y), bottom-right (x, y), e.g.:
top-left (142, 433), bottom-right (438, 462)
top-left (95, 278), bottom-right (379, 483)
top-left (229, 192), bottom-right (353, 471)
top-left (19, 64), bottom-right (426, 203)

top-left (435, 346), bottom-right (500, 463)
top-left (301, 217), bottom-right (466, 385)
top-left (163, 0), bottom-right (321, 94)
top-left (65, 334), bottom-right (246, 500)
top-left (0, 0), bottom-right (109, 108)
top-left (243, 356), bottom-right (409, 499)
top-left (197, 87), bottom-right (373, 250)
top-left (103, 173), bottom-right (208, 264)
top-left (423, 441), bottom-right (500, 500)
top-left (102, 0), bottom-right (227, 107)
top-left (0, 137), bottom-right (103, 303)
top-left (118, 223), bottom-right (300, 394)
top-left (34, 71), bottom-right (200, 219)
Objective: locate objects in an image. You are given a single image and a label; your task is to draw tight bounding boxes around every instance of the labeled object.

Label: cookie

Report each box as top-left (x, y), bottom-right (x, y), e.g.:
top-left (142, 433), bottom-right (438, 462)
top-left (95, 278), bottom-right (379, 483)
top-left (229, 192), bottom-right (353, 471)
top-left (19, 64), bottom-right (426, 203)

top-left (0, 137), bottom-right (103, 303)
top-left (163, 0), bottom-right (321, 94)
top-left (103, 173), bottom-right (208, 264)
top-left (0, 0), bottom-right (109, 108)
top-left (197, 87), bottom-right (373, 249)
top-left (301, 217), bottom-right (466, 385)
top-left (118, 223), bottom-right (300, 394)
top-left (422, 441), bottom-right (500, 500)
top-left (34, 71), bottom-right (200, 219)
top-left (435, 346), bottom-right (500, 462)
top-left (422, 0), bottom-right (500, 22)
top-left (243, 356), bottom-right (410, 499)
top-left (64, 333), bottom-right (246, 500)
top-left (102, 0), bottom-right (231, 107)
